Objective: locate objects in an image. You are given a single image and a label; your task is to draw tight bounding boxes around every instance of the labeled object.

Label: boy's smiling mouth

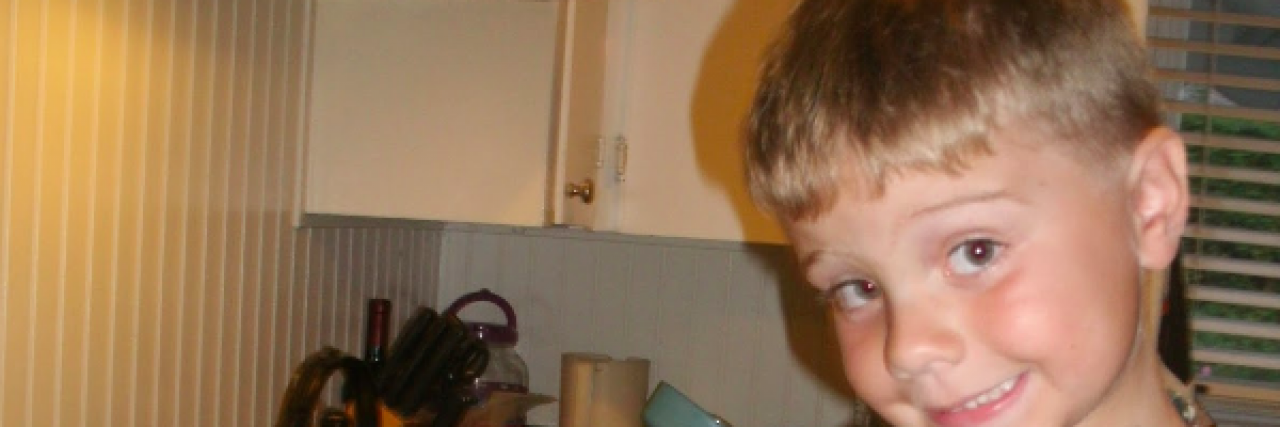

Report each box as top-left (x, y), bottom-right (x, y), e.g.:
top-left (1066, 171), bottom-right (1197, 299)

top-left (926, 372), bottom-right (1027, 426)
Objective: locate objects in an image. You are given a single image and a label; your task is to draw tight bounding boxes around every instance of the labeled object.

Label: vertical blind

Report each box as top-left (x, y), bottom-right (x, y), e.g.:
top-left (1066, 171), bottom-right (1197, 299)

top-left (0, 1), bottom-right (444, 424)
top-left (1147, 0), bottom-right (1280, 418)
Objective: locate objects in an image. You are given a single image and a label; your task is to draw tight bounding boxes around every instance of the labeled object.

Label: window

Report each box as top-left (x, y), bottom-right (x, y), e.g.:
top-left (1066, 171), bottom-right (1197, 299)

top-left (1148, 0), bottom-right (1280, 422)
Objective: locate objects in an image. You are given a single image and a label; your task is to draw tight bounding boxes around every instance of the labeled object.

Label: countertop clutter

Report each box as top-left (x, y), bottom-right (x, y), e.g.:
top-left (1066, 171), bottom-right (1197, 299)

top-left (559, 354), bottom-right (651, 427)
top-left (274, 302), bottom-right (742, 427)
top-left (275, 306), bottom-right (489, 427)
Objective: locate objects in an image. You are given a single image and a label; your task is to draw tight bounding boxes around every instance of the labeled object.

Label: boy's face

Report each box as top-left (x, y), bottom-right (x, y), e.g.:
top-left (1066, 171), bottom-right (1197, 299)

top-left (786, 128), bottom-right (1152, 426)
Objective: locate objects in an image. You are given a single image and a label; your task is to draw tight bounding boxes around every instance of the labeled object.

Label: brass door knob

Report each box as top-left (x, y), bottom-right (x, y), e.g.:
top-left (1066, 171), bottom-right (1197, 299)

top-left (565, 179), bottom-right (594, 204)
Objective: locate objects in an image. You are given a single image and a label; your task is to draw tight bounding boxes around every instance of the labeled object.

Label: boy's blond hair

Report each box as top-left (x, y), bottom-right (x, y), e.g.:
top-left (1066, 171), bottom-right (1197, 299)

top-left (745, 0), bottom-right (1162, 221)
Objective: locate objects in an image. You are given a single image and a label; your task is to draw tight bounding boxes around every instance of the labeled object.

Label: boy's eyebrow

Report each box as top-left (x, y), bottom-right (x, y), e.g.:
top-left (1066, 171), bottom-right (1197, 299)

top-left (798, 249), bottom-right (873, 282)
top-left (905, 189), bottom-right (1018, 222)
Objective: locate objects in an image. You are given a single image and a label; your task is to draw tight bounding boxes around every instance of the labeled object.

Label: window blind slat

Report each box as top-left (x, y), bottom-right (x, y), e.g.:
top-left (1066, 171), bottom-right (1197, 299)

top-left (1150, 6), bottom-right (1280, 30)
top-left (1154, 69), bottom-right (1280, 93)
top-left (1191, 195), bottom-right (1280, 217)
top-left (1184, 226), bottom-right (1280, 249)
top-left (1193, 317), bottom-right (1280, 341)
top-left (1190, 285), bottom-right (1280, 311)
top-left (1189, 164), bottom-right (1280, 186)
top-left (1166, 100), bottom-right (1280, 124)
top-left (1149, 37), bottom-right (1280, 61)
top-left (1195, 348), bottom-right (1280, 371)
top-left (1184, 254), bottom-right (1280, 281)
top-left (1201, 393), bottom-right (1280, 427)
top-left (1201, 380), bottom-right (1280, 410)
top-left (1182, 133), bottom-right (1280, 156)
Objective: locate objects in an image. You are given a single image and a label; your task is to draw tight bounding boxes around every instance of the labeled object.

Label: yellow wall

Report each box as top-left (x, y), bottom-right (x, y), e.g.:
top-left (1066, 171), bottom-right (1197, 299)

top-left (0, 1), bottom-right (439, 425)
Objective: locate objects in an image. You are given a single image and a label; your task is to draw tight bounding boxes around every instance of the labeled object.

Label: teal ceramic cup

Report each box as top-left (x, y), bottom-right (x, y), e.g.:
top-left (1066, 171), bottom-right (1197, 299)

top-left (642, 382), bottom-right (732, 427)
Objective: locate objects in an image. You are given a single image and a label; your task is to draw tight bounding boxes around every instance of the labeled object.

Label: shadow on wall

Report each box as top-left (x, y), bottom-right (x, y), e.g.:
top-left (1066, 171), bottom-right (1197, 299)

top-left (686, 0), bottom-right (1244, 423)
top-left (688, 0), bottom-right (796, 243)
top-left (692, 2), bottom-right (882, 424)
top-left (743, 244), bottom-right (877, 427)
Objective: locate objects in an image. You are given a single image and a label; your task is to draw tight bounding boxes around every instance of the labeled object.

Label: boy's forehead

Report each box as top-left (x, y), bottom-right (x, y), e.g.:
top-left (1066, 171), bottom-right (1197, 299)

top-left (794, 126), bottom-right (1136, 255)
top-left (791, 126), bottom-right (1107, 235)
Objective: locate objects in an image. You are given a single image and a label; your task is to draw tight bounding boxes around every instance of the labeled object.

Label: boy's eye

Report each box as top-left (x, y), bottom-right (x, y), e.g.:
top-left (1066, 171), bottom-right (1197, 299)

top-left (824, 279), bottom-right (882, 311)
top-left (947, 238), bottom-right (1003, 276)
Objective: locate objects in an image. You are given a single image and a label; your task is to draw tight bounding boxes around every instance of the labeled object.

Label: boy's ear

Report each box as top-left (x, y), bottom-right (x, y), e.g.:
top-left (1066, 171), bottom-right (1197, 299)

top-left (1128, 127), bottom-right (1190, 270)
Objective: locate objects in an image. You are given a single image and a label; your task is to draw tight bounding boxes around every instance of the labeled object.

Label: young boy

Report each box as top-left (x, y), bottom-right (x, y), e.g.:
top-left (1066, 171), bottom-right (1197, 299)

top-left (744, 0), bottom-right (1213, 425)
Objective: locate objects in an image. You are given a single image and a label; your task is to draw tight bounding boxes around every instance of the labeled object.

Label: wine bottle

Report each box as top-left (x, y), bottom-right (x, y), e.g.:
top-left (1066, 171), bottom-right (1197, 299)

top-left (365, 298), bottom-right (391, 376)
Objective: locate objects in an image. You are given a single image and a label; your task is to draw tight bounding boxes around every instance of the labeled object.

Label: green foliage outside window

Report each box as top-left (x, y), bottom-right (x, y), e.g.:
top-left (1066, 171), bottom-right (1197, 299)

top-left (1178, 114), bottom-right (1280, 385)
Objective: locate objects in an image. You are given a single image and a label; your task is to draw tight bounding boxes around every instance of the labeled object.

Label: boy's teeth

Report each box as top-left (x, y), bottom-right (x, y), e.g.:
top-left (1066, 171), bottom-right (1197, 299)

top-left (951, 376), bottom-right (1018, 412)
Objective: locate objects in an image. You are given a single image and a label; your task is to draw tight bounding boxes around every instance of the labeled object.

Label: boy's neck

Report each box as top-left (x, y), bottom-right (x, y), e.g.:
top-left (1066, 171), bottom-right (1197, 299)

top-left (1080, 339), bottom-right (1187, 426)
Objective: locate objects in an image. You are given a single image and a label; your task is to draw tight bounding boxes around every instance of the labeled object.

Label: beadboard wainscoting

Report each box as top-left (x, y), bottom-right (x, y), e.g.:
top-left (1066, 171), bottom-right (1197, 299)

top-left (292, 225), bottom-right (445, 410)
top-left (435, 224), bottom-right (870, 427)
top-left (0, 0), bottom-right (442, 425)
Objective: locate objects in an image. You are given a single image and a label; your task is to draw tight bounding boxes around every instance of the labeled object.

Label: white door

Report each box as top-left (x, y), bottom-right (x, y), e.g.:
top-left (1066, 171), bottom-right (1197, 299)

top-left (549, 0), bottom-right (618, 229)
top-left (307, 1), bottom-right (559, 226)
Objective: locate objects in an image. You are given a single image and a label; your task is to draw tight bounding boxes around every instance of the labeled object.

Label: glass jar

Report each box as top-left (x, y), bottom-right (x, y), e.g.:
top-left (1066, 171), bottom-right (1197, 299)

top-left (445, 289), bottom-right (530, 427)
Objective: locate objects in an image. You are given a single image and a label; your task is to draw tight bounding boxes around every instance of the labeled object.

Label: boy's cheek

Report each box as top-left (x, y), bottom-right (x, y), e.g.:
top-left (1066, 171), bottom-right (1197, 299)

top-left (831, 309), bottom-right (887, 357)
top-left (834, 320), bottom-right (934, 426)
top-left (971, 264), bottom-right (1066, 354)
top-left (833, 314), bottom-right (898, 404)
top-left (985, 257), bottom-right (1124, 337)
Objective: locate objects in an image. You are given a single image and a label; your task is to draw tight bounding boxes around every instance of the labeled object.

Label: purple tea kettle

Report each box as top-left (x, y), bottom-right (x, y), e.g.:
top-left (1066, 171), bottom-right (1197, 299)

top-left (444, 289), bottom-right (530, 425)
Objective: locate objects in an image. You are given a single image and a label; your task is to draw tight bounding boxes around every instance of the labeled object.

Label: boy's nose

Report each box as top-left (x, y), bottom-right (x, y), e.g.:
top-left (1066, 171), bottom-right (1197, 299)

top-left (884, 300), bottom-right (965, 381)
